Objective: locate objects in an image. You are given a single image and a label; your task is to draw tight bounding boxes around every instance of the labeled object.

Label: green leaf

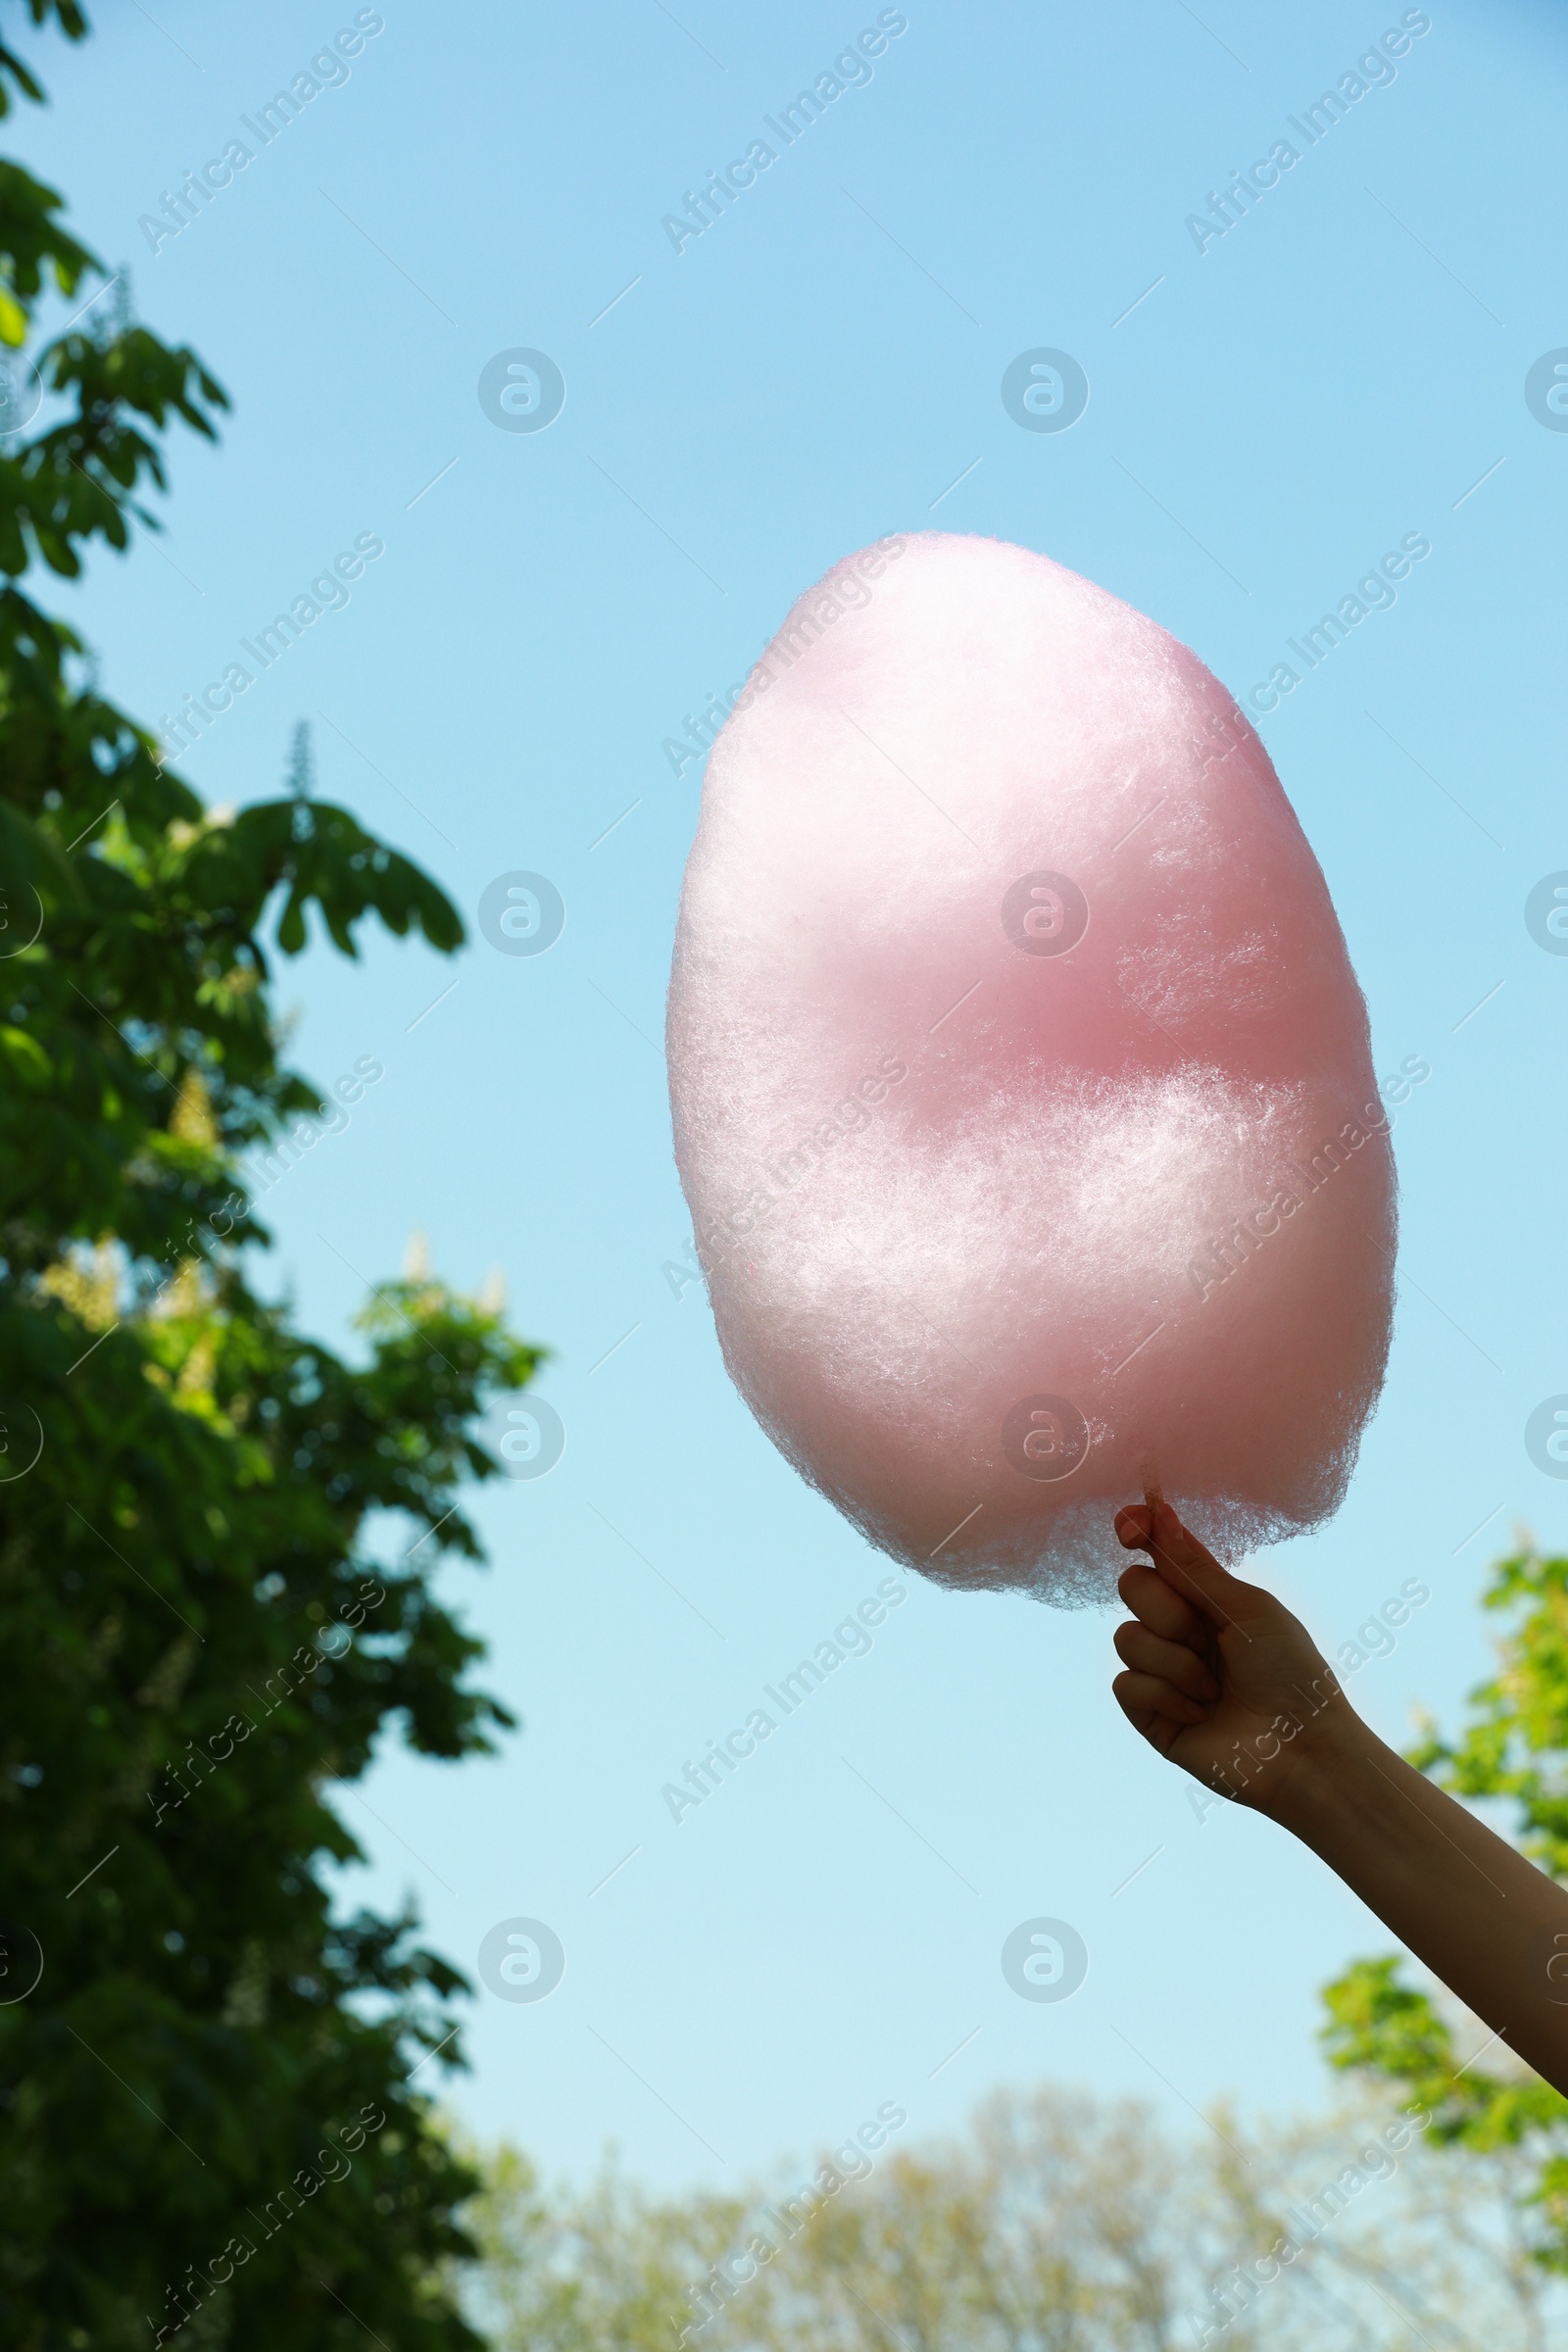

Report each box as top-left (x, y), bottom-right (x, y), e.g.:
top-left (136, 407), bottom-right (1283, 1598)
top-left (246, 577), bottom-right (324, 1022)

top-left (0, 26), bottom-right (526, 2349)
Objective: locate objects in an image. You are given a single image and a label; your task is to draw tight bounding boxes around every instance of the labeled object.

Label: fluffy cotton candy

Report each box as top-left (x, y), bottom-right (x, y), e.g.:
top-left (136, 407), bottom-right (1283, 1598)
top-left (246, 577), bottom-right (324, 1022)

top-left (665, 532), bottom-right (1395, 1603)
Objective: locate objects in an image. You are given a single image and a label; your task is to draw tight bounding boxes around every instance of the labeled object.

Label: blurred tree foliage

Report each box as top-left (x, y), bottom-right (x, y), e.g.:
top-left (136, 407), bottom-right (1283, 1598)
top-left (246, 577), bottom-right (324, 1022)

top-left (1324, 1538), bottom-right (1568, 2267)
top-left (0, 6), bottom-right (541, 2345)
top-left (464, 2080), bottom-right (1565, 2350)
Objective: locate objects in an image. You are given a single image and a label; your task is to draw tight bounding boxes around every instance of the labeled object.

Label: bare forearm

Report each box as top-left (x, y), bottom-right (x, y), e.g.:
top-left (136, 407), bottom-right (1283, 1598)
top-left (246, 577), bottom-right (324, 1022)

top-left (1108, 1499), bottom-right (1568, 2088)
top-left (1268, 1705), bottom-right (1568, 2092)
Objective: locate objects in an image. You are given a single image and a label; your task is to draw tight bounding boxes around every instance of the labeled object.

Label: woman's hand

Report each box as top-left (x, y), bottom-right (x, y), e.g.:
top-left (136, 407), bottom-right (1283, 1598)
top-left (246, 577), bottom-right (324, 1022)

top-left (1110, 1498), bottom-right (1568, 2097)
top-left (1110, 1499), bottom-right (1349, 1815)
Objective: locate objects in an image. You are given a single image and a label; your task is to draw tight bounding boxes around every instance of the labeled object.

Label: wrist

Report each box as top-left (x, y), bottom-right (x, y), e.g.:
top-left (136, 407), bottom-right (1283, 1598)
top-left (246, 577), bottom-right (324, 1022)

top-left (1247, 1688), bottom-right (1367, 1833)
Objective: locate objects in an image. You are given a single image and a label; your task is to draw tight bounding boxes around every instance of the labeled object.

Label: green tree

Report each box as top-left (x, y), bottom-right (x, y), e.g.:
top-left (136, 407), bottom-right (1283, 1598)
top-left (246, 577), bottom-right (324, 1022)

top-left (1322, 1538), bottom-right (1568, 2273)
top-left (466, 2081), bottom-right (1563, 2349)
top-left (0, 7), bottom-right (541, 2344)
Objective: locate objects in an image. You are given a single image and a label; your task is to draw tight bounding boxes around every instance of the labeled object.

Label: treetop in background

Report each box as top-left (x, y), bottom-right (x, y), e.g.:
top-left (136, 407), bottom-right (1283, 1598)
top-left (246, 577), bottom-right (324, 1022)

top-left (1324, 1538), bottom-right (1568, 2263)
top-left (0, 9), bottom-right (539, 2346)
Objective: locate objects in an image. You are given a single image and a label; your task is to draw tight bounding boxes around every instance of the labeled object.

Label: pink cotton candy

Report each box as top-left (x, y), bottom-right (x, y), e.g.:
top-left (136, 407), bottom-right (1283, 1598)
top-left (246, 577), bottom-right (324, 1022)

top-left (665, 532), bottom-right (1395, 1603)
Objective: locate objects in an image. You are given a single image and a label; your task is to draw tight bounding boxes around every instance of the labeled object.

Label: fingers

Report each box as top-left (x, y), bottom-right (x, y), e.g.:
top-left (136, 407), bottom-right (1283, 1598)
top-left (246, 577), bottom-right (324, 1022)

top-left (1115, 1499), bottom-right (1257, 1634)
top-left (1113, 1692), bottom-right (1182, 1755)
top-left (1113, 1619), bottom-right (1220, 1703)
top-left (1116, 1559), bottom-right (1208, 1649)
top-left (1111, 1668), bottom-right (1204, 1740)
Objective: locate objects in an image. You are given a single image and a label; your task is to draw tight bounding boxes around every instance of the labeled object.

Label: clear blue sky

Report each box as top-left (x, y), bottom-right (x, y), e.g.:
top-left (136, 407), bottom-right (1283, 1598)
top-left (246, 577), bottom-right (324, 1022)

top-left (17, 0), bottom-right (1568, 2196)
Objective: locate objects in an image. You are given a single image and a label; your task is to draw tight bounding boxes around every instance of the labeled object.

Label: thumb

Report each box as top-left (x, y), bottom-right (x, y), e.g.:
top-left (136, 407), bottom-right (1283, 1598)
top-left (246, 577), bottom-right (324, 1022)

top-left (1144, 1502), bottom-right (1260, 1634)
